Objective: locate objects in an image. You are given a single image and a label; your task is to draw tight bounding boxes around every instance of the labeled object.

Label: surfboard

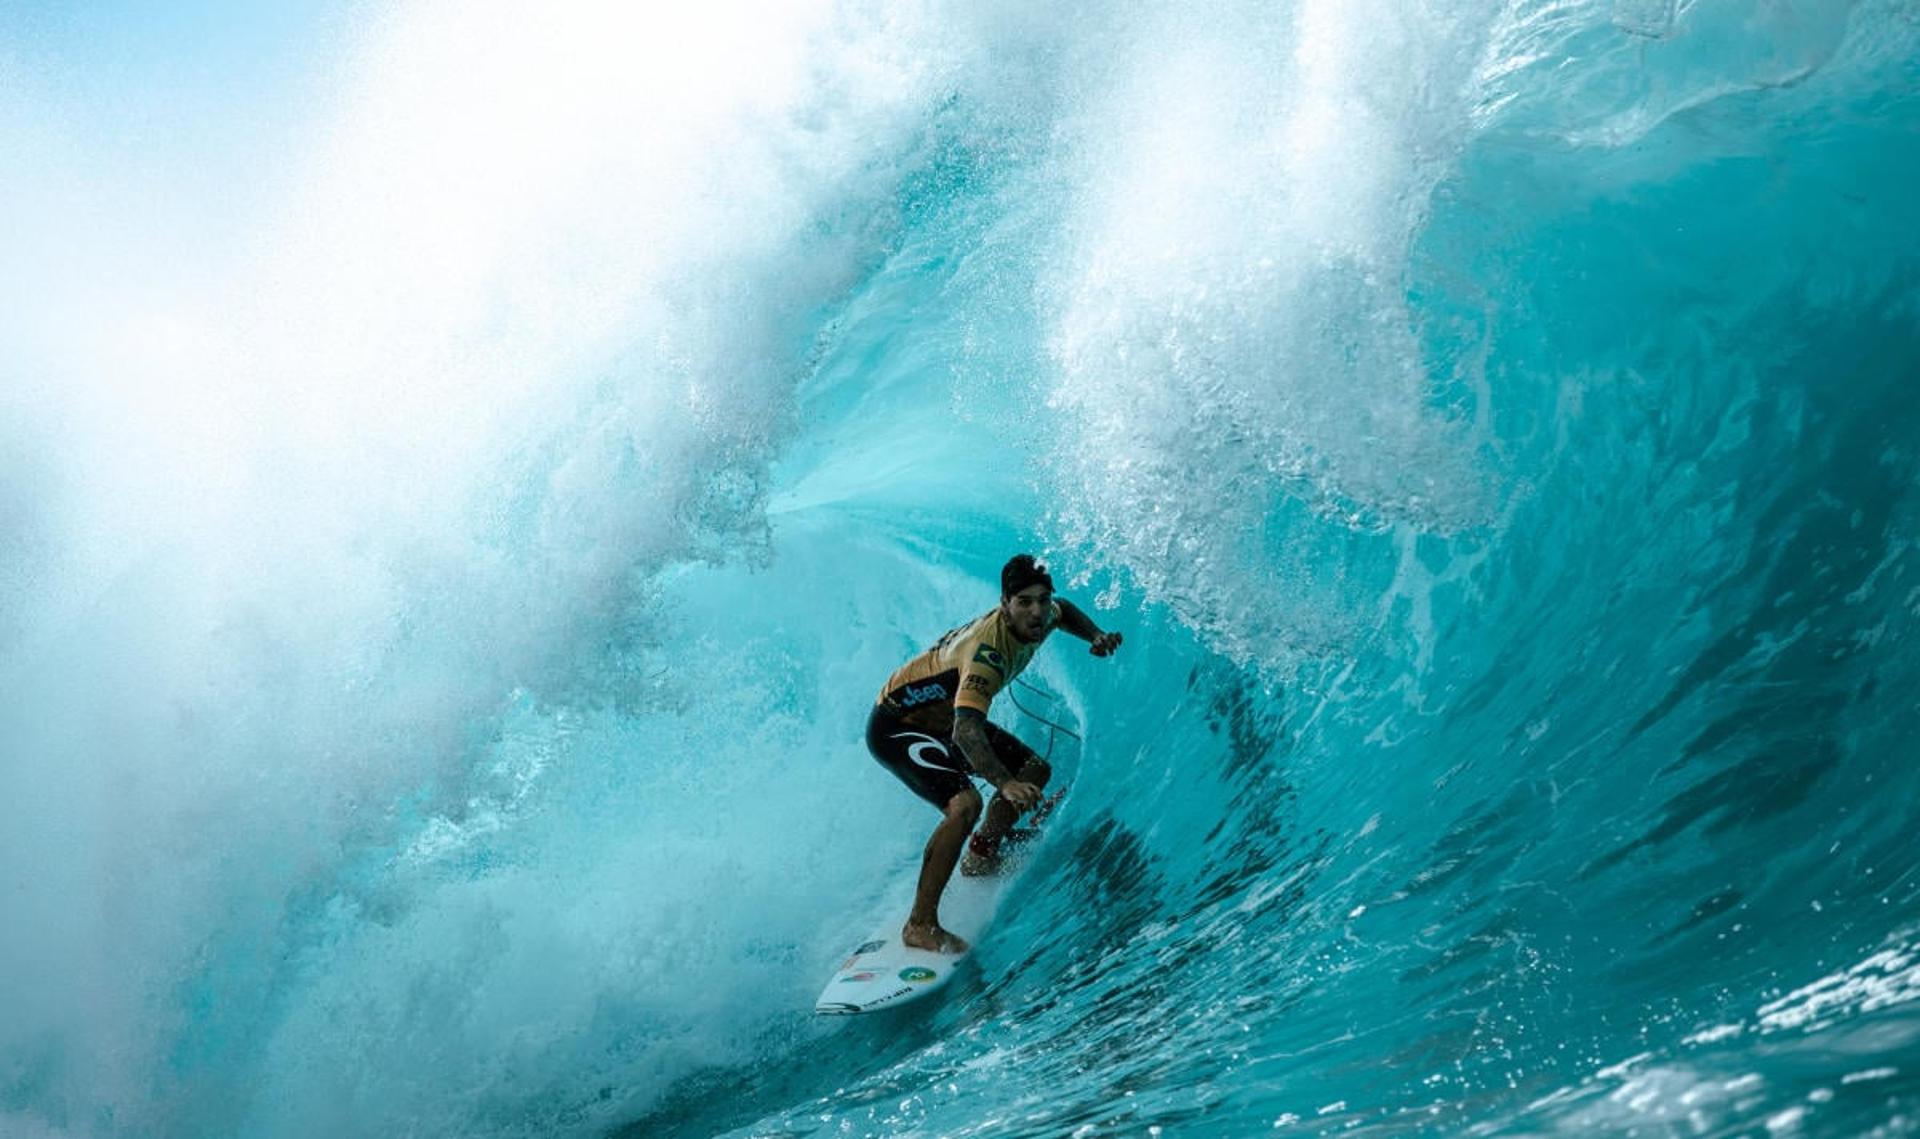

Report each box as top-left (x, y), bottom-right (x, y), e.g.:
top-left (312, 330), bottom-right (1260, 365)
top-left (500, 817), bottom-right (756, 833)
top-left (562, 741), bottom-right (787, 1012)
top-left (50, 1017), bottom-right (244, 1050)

top-left (815, 793), bottom-right (1062, 1016)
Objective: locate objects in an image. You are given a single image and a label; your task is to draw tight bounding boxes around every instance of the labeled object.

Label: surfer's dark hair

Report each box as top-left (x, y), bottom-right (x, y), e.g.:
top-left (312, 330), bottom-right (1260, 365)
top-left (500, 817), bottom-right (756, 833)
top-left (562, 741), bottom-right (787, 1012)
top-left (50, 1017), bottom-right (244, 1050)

top-left (1001, 554), bottom-right (1054, 598)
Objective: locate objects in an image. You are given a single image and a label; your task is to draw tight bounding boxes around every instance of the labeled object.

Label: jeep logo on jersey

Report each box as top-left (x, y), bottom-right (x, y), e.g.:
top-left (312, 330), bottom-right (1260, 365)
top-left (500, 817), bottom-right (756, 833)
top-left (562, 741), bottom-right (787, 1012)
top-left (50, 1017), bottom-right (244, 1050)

top-left (972, 645), bottom-right (1008, 674)
top-left (898, 681), bottom-right (948, 707)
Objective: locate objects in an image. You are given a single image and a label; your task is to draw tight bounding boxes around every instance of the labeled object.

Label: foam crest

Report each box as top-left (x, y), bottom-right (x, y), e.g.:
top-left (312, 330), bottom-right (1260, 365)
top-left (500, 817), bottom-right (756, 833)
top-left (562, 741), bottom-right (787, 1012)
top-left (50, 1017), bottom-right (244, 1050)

top-left (1042, 0), bottom-right (1496, 673)
top-left (0, 3), bottom-right (966, 1131)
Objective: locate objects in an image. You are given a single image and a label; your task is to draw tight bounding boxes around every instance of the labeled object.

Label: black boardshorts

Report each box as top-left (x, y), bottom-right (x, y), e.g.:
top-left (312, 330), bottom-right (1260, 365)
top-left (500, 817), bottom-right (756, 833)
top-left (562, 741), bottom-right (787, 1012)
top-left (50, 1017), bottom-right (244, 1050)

top-left (866, 705), bottom-right (1042, 810)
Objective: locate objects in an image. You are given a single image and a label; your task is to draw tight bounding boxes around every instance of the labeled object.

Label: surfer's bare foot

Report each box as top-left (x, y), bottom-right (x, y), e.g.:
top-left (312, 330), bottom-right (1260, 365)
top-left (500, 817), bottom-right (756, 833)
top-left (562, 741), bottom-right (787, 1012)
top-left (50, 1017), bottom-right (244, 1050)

top-left (960, 830), bottom-right (1004, 878)
top-left (902, 920), bottom-right (968, 954)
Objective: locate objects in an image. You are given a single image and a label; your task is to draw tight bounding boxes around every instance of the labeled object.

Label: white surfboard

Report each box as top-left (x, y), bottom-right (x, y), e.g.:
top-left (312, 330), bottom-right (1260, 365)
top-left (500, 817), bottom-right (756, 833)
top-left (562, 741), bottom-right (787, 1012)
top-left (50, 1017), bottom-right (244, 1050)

top-left (815, 795), bottom-right (1062, 1016)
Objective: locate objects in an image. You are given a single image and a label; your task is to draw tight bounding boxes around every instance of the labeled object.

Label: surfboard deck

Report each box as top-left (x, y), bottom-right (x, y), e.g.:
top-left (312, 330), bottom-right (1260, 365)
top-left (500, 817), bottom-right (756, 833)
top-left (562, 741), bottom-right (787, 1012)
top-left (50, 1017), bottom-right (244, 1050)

top-left (815, 794), bottom-right (1061, 1016)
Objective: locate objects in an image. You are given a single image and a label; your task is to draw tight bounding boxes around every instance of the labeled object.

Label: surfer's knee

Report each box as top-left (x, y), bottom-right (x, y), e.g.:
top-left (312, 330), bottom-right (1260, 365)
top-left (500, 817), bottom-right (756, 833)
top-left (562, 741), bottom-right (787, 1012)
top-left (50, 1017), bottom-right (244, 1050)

top-left (945, 787), bottom-right (983, 827)
top-left (1021, 759), bottom-right (1052, 789)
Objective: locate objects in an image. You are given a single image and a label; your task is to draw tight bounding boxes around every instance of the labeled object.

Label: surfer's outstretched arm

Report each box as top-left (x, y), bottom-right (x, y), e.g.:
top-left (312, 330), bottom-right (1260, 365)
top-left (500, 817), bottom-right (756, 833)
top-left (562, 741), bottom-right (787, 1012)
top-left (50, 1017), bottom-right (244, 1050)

top-left (1055, 599), bottom-right (1123, 657)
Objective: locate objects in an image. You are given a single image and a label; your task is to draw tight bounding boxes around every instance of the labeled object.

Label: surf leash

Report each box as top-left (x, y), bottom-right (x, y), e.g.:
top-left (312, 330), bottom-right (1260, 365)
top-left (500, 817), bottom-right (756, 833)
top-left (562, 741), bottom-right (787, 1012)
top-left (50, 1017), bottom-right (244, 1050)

top-left (1007, 677), bottom-right (1084, 762)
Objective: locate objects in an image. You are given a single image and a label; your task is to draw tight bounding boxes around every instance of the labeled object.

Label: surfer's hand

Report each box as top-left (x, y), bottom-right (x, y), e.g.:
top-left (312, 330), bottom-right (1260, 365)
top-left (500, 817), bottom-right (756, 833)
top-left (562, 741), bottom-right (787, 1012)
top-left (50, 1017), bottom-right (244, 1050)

top-left (1000, 780), bottom-right (1042, 811)
top-left (1090, 631), bottom-right (1123, 657)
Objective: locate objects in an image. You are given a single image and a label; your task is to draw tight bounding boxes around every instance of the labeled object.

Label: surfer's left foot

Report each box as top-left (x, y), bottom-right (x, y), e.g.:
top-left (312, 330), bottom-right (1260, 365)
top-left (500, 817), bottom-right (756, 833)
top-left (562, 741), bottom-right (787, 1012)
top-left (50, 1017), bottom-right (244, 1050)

top-left (902, 920), bottom-right (968, 954)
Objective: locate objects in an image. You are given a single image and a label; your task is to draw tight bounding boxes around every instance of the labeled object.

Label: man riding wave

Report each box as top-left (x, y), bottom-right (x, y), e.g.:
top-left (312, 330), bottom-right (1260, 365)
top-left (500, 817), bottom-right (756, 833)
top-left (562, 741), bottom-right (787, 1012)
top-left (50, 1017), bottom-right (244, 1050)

top-left (867, 554), bottom-right (1123, 953)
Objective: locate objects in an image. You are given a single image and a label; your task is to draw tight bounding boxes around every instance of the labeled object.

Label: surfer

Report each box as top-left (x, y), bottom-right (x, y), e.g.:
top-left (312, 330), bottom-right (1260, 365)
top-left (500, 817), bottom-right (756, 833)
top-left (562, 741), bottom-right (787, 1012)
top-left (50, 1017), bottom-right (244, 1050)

top-left (867, 554), bottom-right (1123, 953)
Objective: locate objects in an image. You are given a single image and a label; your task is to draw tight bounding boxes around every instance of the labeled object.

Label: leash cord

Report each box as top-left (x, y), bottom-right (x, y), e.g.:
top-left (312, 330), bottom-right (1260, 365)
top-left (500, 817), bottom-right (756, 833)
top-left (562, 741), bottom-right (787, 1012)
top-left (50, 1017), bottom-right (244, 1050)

top-left (1006, 676), bottom-right (1083, 762)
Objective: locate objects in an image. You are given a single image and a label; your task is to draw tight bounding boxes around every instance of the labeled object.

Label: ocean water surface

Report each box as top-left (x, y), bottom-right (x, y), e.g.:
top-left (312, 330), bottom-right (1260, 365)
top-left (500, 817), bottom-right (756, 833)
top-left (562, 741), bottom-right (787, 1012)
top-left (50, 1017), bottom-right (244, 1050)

top-left (3, 2), bottom-right (1919, 1136)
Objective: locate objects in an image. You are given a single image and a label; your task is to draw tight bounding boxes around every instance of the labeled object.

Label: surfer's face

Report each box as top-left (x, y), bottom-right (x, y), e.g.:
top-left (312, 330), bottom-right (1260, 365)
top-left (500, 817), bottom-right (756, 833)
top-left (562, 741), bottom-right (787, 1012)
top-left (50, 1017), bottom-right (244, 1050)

top-left (1003, 584), bottom-right (1053, 642)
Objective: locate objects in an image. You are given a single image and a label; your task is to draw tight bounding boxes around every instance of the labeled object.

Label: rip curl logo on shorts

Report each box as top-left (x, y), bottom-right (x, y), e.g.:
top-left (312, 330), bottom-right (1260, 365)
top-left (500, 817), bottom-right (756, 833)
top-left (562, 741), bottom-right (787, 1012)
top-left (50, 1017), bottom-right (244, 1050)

top-left (899, 967), bottom-right (937, 984)
top-left (890, 732), bottom-right (953, 772)
top-left (972, 645), bottom-right (1008, 674)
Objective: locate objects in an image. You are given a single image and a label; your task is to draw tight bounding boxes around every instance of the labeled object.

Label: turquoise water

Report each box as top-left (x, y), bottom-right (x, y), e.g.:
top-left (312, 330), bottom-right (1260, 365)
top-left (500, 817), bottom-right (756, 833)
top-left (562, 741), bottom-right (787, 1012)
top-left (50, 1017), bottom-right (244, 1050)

top-left (3, 2), bottom-right (1919, 1136)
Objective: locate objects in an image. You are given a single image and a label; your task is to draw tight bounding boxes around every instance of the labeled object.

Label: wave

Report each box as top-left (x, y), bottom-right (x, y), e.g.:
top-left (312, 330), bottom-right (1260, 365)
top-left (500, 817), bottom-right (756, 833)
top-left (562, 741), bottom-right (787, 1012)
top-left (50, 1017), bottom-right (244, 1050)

top-left (3, 2), bottom-right (1918, 1136)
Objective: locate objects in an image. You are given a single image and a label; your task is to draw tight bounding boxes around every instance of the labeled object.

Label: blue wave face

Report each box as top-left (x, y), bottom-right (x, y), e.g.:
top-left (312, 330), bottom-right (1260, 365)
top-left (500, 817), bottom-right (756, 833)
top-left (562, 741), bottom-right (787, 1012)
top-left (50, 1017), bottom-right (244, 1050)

top-left (3, 2), bottom-right (1919, 1138)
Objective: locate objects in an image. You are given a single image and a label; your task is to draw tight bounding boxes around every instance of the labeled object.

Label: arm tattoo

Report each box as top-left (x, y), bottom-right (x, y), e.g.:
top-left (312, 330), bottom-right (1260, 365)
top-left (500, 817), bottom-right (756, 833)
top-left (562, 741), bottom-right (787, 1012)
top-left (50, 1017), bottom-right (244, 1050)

top-left (953, 714), bottom-right (1013, 786)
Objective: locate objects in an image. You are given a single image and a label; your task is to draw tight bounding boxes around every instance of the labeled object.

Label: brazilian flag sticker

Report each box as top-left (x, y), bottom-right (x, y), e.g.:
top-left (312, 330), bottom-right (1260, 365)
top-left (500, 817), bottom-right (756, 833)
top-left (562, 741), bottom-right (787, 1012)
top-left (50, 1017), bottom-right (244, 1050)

top-left (972, 644), bottom-right (1008, 675)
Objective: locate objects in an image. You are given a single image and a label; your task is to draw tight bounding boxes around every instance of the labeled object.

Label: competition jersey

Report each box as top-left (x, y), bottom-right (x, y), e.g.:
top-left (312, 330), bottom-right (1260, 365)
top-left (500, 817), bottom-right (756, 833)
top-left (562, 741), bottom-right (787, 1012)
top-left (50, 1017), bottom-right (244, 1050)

top-left (875, 603), bottom-right (1059, 733)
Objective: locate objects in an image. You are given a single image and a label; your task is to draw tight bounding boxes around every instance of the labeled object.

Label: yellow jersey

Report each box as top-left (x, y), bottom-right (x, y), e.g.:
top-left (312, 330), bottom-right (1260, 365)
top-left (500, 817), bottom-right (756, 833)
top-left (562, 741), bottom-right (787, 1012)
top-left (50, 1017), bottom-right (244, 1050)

top-left (875, 603), bottom-right (1059, 733)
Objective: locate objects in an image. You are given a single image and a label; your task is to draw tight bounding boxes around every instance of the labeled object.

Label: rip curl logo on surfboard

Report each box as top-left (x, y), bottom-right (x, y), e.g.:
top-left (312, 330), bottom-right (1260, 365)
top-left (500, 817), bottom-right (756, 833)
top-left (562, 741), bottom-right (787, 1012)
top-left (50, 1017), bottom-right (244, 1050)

top-left (841, 939), bottom-right (889, 968)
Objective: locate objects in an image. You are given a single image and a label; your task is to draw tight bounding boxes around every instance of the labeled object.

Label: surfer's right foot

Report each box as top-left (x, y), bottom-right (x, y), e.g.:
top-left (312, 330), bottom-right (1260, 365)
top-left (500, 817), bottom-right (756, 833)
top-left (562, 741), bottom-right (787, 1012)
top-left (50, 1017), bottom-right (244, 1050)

top-left (902, 920), bottom-right (968, 954)
top-left (960, 831), bottom-right (1004, 878)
